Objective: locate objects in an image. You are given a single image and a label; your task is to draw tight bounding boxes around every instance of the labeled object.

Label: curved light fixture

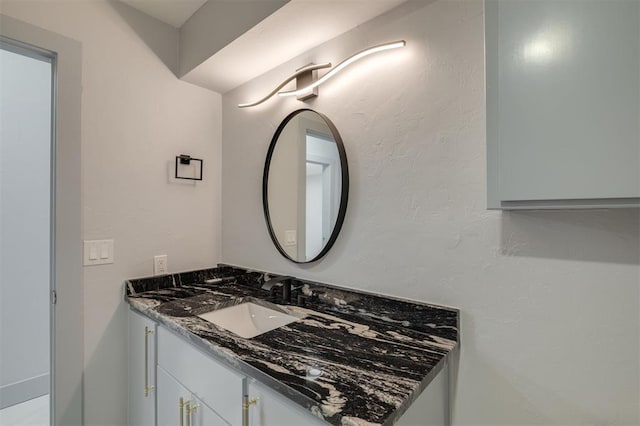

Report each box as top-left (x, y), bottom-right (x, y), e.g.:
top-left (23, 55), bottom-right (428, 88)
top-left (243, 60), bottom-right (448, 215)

top-left (237, 40), bottom-right (406, 108)
top-left (278, 40), bottom-right (405, 98)
top-left (237, 63), bottom-right (331, 108)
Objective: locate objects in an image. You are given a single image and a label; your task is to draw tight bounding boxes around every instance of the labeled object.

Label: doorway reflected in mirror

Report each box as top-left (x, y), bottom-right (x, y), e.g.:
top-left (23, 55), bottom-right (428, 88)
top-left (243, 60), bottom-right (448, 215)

top-left (263, 109), bottom-right (348, 263)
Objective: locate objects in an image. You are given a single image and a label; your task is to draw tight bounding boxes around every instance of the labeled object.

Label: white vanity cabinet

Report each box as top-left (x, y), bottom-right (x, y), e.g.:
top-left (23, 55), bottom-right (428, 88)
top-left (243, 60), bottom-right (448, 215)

top-left (128, 308), bottom-right (321, 426)
top-left (486, 0), bottom-right (640, 209)
top-left (245, 380), bottom-right (326, 426)
top-left (128, 310), bottom-right (157, 426)
top-left (156, 326), bottom-right (244, 425)
top-left (128, 307), bottom-right (448, 426)
top-left (156, 366), bottom-right (227, 426)
top-left (155, 326), bottom-right (320, 426)
top-left (245, 369), bottom-right (448, 426)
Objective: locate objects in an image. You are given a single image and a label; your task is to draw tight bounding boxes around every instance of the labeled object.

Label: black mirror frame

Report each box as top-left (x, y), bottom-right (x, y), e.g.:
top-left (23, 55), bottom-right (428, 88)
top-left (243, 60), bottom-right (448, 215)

top-left (263, 109), bottom-right (349, 264)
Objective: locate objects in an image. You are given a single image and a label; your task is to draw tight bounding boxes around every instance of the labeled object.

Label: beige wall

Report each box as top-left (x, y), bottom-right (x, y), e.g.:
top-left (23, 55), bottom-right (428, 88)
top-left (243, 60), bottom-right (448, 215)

top-left (0, 1), bottom-right (222, 424)
top-left (222, 1), bottom-right (640, 424)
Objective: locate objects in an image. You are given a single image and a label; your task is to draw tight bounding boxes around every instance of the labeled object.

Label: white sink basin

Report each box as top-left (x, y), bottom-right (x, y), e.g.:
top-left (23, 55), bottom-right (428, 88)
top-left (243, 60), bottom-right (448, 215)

top-left (197, 302), bottom-right (303, 339)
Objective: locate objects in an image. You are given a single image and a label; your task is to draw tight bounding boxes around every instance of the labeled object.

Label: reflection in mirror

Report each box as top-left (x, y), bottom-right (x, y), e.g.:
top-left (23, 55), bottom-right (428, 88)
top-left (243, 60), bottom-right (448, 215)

top-left (264, 109), bottom-right (348, 263)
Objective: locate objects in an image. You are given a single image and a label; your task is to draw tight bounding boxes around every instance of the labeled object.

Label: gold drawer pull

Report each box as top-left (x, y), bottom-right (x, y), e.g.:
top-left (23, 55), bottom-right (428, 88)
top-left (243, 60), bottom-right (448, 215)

top-left (242, 395), bottom-right (258, 426)
top-left (179, 398), bottom-right (189, 426)
top-left (179, 396), bottom-right (200, 426)
top-left (143, 326), bottom-right (154, 396)
top-left (185, 400), bottom-right (191, 426)
top-left (243, 397), bottom-right (258, 409)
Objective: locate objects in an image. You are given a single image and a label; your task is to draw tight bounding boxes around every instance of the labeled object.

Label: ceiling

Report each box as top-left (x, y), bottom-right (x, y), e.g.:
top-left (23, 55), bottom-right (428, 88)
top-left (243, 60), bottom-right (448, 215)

top-left (182, 0), bottom-right (407, 93)
top-left (120, 0), bottom-right (207, 28)
top-left (119, 0), bottom-right (407, 93)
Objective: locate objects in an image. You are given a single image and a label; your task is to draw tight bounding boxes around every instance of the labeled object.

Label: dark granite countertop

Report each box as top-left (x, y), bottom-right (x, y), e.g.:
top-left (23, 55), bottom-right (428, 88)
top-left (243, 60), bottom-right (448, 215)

top-left (125, 265), bottom-right (459, 426)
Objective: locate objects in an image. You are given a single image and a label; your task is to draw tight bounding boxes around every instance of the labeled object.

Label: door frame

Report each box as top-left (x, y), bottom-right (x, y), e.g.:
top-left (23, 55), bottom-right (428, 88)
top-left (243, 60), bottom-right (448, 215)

top-left (0, 14), bottom-right (83, 426)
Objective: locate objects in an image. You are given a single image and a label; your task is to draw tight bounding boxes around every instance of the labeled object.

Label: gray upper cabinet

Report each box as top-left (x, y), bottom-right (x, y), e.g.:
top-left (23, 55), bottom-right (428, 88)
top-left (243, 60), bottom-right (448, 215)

top-left (486, 0), bottom-right (640, 209)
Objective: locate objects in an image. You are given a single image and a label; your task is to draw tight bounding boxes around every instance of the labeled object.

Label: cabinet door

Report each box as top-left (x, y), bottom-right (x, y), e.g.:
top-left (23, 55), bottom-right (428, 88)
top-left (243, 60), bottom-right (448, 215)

top-left (486, 0), bottom-right (640, 209)
top-left (395, 365), bottom-right (447, 426)
top-left (157, 366), bottom-right (228, 426)
top-left (157, 367), bottom-right (186, 426)
top-left (157, 327), bottom-right (244, 425)
top-left (129, 309), bottom-right (157, 426)
top-left (188, 394), bottom-right (229, 426)
top-left (247, 380), bottom-right (326, 426)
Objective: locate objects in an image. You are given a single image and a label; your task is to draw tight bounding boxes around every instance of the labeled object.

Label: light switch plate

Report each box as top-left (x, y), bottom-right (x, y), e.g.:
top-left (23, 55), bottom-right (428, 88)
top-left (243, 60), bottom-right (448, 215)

top-left (284, 230), bottom-right (297, 246)
top-left (83, 239), bottom-right (114, 266)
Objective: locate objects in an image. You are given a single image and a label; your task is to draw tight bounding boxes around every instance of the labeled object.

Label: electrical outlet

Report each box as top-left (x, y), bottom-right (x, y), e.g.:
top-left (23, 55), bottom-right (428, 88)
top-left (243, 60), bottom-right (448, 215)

top-left (154, 255), bottom-right (168, 275)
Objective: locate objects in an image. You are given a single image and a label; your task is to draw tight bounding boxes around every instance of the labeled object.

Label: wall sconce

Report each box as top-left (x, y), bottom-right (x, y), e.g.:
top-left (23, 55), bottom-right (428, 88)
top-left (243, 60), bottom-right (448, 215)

top-left (238, 40), bottom-right (406, 108)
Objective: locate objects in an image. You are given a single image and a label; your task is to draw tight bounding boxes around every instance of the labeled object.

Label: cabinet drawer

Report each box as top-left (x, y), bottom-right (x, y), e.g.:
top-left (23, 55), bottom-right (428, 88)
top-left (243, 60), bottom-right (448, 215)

top-left (157, 327), bottom-right (243, 425)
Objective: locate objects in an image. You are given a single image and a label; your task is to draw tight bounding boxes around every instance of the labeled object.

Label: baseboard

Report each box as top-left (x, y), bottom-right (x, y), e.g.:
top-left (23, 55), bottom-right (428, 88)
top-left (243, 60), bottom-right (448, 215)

top-left (0, 373), bottom-right (49, 410)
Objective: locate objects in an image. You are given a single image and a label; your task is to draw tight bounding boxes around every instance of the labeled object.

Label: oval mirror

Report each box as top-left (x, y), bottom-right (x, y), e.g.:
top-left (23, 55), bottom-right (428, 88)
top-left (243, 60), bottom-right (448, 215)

top-left (263, 109), bottom-right (349, 263)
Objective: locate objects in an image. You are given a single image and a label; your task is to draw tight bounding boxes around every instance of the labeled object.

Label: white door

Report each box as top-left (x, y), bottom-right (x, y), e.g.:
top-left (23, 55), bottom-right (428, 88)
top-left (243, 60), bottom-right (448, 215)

top-left (0, 40), bottom-right (52, 423)
top-left (1, 16), bottom-right (83, 425)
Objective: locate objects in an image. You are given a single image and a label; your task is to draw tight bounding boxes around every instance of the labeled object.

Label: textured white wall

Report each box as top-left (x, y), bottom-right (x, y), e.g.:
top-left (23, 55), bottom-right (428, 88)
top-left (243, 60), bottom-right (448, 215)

top-left (0, 48), bottom-right (51, 397)
top-left (222, 1), bottom-right (640, 424)
top-left (0, 2), bottom-right (222, 425)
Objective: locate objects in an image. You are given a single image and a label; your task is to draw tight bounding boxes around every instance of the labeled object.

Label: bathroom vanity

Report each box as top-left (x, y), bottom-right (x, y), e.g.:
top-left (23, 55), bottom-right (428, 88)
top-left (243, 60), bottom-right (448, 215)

top-left (126, 265), bottom-right (459, 426)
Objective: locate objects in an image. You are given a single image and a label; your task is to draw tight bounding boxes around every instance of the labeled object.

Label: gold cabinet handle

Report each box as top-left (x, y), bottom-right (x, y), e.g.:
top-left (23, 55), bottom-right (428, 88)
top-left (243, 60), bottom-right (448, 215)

top-left (183, 399), bottom-right (197, 426)
top-left (144, 327), bottom-right (154, 396)
top-left (179, 398), bottom-right (185, 426)
top-left (187, 402), bottom-right (199, 425)
top-left (180, 397), bottom-right (197, 426)
top-left (242, 395), bottom-right (258, 426)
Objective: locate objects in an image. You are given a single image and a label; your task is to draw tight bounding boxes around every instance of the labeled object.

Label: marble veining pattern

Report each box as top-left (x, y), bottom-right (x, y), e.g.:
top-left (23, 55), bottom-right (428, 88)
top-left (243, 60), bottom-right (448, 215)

top-left (126, 266), bottom-right (458, 426)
